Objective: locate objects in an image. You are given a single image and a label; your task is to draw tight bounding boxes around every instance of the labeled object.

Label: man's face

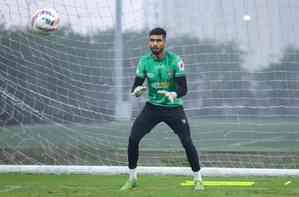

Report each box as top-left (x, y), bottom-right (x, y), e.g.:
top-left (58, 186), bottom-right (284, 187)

top-left (148, 35), bottom-right (166, 56)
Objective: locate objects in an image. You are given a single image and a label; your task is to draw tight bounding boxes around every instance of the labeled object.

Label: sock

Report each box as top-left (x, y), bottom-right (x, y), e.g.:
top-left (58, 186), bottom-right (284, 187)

top-left (129, 168), bottom-right (137, 181)
top-left (193, 171), bottom-right (203, 182)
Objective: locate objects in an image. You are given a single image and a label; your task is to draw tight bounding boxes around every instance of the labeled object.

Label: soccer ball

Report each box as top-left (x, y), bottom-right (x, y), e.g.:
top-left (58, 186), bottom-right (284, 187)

top-left (31, 8), bottom-right (60, 34)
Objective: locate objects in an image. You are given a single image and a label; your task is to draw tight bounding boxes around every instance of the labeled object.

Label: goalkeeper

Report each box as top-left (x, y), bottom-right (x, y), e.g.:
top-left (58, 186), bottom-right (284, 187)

top-left (120, 27), bottom-right (204, 191)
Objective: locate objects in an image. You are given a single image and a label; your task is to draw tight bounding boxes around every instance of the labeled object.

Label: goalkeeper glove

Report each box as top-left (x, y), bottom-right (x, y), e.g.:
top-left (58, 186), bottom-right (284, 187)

top-left (157, 90), bottom-right (177, 103)
top-left (131, 86), bottom-right (147, 97)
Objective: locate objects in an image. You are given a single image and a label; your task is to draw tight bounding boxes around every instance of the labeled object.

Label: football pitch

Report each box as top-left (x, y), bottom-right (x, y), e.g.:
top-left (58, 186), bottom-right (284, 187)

top-left (0, 174), bottom-right (298, 197)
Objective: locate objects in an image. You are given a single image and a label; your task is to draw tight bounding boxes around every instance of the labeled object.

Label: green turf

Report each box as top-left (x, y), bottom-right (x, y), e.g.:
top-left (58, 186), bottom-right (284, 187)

top-left (0, 174), bottom-right (298, 197)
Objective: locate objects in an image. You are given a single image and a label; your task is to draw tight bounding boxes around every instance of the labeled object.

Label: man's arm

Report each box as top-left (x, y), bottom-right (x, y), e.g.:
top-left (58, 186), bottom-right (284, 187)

top-left (131, 76), bottom-right (146, 97)
top-left (175, 76), bottom-right (187, 98)
top-left (157, 76), bottom-right (187, 103)
top-left (131, 76), bottom-right (145, 93)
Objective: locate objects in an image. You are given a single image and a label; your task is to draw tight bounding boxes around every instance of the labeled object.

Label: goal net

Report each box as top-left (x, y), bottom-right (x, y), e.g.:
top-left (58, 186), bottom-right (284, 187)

top-left (0, 0), bottom-right (298, 176)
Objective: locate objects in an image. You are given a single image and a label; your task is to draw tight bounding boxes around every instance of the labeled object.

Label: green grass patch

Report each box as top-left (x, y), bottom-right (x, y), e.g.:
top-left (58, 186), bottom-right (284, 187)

top-left (0, 174), bottom-right (298, 197)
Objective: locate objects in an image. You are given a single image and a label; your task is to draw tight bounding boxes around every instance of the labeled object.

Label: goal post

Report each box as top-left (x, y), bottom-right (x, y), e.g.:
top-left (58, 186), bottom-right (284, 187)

top-left (0, 165), bottom-right (299, 177)
top-left (0, 0), bottom-right (299, 177)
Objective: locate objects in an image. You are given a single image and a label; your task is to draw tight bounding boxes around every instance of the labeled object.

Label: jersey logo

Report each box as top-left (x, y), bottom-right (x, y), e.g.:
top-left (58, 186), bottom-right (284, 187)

top-left (178, 60), bottom-right (185, 71)
top-left (147, 72), bottom-right (154, 78)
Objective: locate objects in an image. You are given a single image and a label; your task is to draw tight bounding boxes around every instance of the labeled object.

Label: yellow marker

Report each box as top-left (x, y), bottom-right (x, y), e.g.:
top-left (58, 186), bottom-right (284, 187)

top-left (181, 180), bottom-right (255, 187)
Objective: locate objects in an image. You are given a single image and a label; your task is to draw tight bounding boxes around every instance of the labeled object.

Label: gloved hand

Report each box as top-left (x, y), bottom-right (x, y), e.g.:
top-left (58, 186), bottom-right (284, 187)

top-left (131, 86), bottom-right (147, 97)
top-left (157, 90), bottom-right (177, 103)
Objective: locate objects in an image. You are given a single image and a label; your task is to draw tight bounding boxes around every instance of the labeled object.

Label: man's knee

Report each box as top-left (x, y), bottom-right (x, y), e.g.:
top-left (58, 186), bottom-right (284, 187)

top-left (129, 135), bottom-right (140, 146)
top-left (180, 136), bottom-right (193, 148)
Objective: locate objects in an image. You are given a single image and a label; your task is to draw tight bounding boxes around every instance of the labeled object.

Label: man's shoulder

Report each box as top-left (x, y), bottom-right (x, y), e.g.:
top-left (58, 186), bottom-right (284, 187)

top-left (139, 53), bottom-right (152, 62)
top-left (166, 50), bottom-right (178, 56)
top-left (166, 51), bottom-right (181, 61)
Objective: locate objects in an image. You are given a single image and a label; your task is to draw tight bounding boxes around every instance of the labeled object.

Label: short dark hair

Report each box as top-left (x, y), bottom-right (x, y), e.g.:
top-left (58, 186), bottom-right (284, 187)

top-left (149, 27), bottom-right (167, 39)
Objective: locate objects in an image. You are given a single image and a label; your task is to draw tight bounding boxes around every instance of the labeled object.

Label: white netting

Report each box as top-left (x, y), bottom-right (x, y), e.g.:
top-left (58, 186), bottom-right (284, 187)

top-left (0, 0), bottom-right (298, 173)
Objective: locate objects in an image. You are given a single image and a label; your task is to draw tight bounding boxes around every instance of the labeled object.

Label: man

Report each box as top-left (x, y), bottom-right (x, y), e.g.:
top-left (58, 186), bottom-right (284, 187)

top-left (120, 27), bottom-right (204, 191)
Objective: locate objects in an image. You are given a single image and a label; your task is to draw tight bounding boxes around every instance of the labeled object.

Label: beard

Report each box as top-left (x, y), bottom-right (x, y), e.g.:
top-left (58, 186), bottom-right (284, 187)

top-left (150, 47), bottom-right (163, 55)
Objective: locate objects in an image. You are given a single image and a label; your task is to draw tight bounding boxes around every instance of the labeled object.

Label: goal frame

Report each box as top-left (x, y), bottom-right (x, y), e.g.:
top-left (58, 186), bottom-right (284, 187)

top-left (1, 165), bottom-right (299, 176)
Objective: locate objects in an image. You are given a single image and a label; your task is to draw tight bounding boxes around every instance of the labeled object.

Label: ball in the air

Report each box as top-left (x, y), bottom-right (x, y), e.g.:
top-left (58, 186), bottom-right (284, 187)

top-left (31, 8), bottom-right (60, 34)
top-left (243, 15), bottom-right (251, 21)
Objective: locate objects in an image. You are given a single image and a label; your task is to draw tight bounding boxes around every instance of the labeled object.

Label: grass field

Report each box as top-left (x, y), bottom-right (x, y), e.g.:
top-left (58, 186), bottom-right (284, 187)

top-left (0, 174), bottom-right (298, 197)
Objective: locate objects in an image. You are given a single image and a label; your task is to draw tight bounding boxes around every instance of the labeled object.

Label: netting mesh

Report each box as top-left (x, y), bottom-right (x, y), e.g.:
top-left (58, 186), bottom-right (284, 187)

top-left (0, 0), bottom-right (298, 169)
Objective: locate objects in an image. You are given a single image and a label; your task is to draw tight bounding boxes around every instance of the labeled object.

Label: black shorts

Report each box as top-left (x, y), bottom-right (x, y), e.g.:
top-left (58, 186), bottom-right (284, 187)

top-left (130, 102), bottom-right (191, 139)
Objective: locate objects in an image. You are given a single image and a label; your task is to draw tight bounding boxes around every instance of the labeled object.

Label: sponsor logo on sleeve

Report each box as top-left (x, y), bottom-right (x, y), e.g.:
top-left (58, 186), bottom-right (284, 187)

top-left (178, 60), bottom-right (185, 71)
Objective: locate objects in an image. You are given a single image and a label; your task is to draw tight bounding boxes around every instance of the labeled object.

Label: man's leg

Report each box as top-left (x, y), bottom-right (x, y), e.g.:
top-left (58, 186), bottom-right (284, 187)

top-left (120, 103), bottom-right (159, 190)
top-left (164, 107), bottom-right (204, 191)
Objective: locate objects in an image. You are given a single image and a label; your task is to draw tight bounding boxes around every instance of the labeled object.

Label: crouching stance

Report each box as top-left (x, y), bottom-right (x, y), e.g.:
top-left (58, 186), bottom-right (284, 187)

top-left (120, 27), bottom-right (204, 191)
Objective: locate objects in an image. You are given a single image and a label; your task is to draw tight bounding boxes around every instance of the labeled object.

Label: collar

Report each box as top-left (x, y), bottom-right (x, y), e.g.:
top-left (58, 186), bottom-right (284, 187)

top-left (151, 50), bottom-right (168, 61)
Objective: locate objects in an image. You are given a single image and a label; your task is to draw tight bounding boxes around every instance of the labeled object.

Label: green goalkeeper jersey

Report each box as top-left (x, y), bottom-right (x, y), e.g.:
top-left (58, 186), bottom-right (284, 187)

top-left (135, 51), bottom-right (186, 107)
